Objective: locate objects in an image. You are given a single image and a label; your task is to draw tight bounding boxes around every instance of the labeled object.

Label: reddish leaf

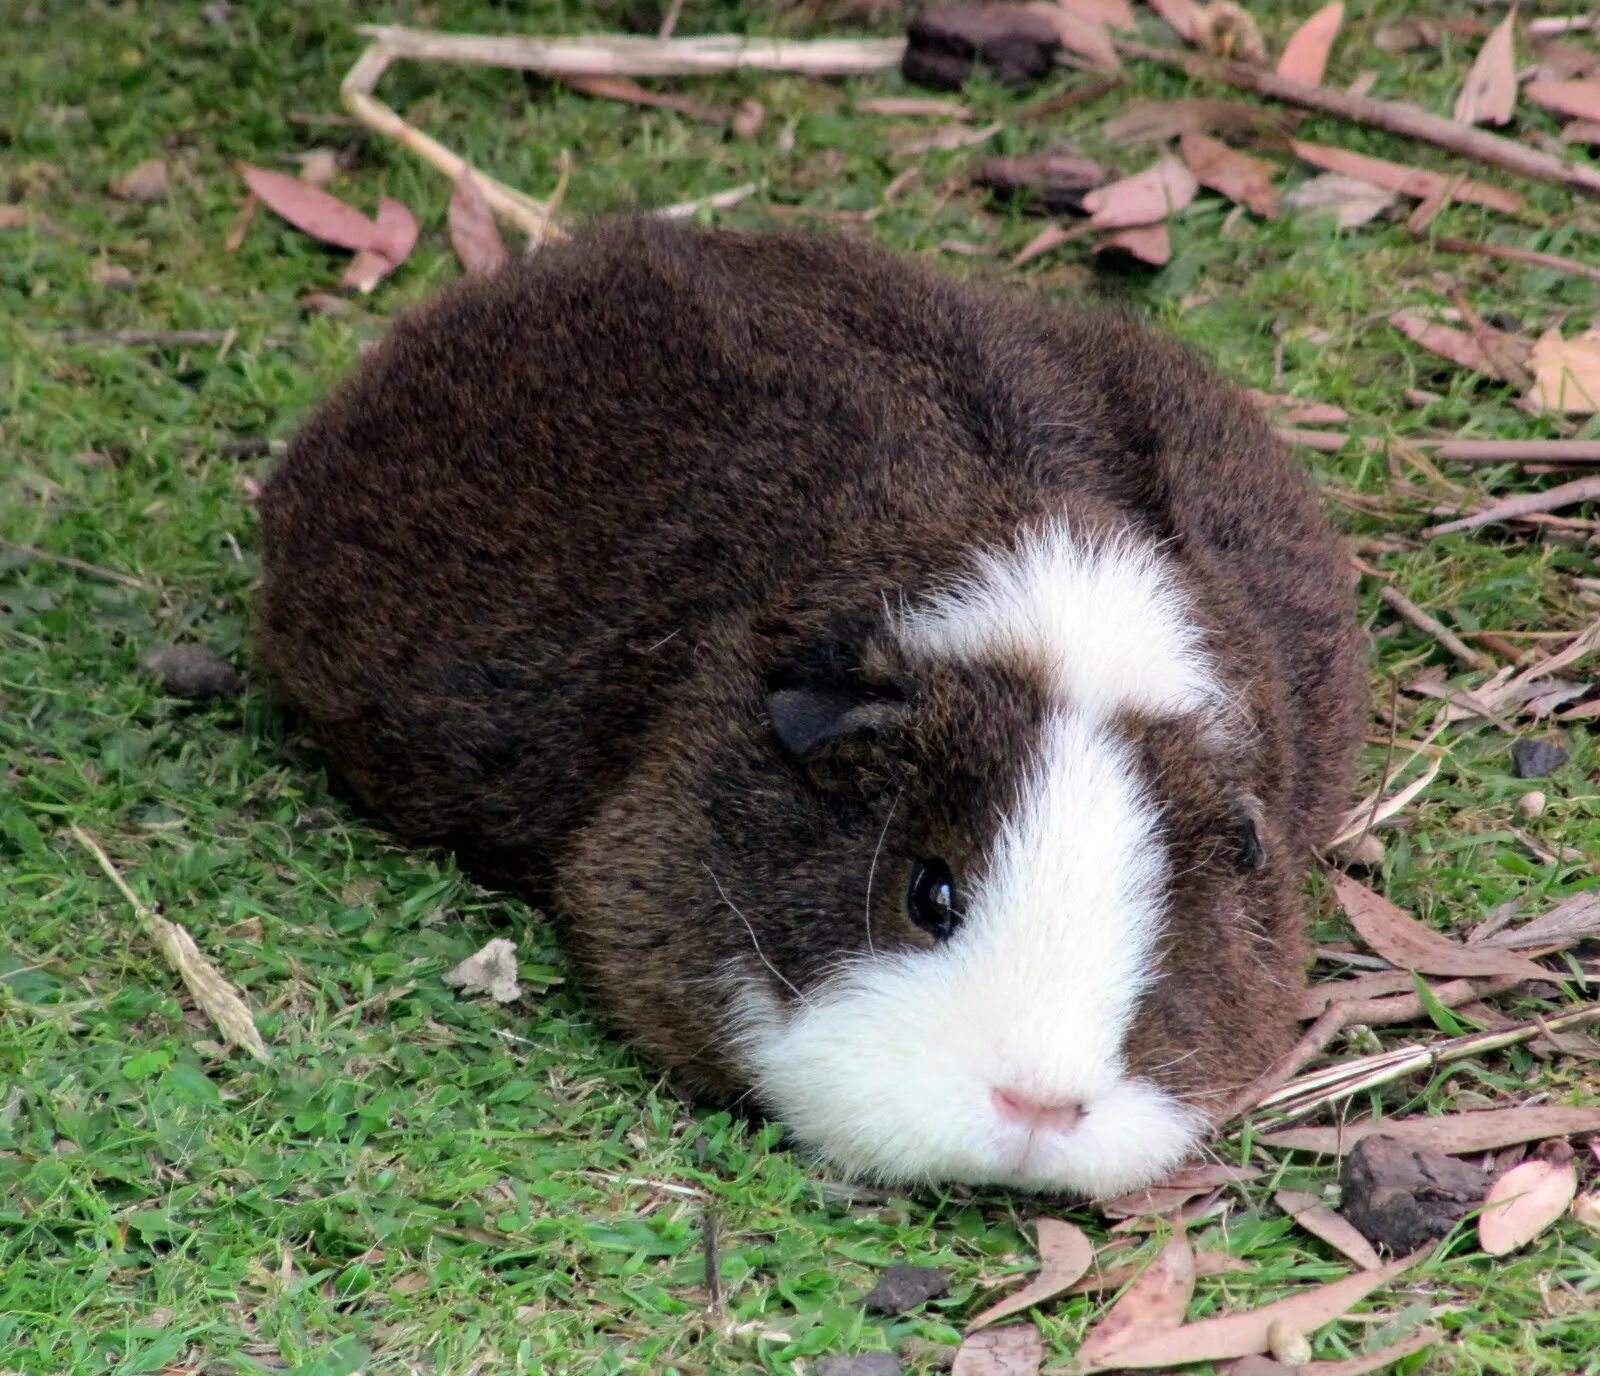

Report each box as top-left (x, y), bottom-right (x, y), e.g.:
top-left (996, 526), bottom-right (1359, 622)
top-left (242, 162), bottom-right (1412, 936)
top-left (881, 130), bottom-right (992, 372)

top-left (1274, 1190), bottom-right (1385, 1270)
top-left (1528, 327), bottom-right (1600, 414)
top-left (1101, 1163), bottom-right (1260, 1219)
top-left (1259, 1105), bottom-right (1600, 1157)
top-left (1079, 1254), bottom-right (1420, 1369)
top-left (1277, 2), bottom-right (1344, 86)
top-left (1061, 0), bottom-right (1135, 32)
top-left (952, 1322), bottom-right (1044, 1375)
top-left (238, 163), bottom-right (383, 253)
top-left (1478, 1144), bottom-right (1578, 1255)
top-left (1329, 872), bottom-right (1547, 981)
top-left (1290, 141), bottom-right (1524, 214)
top-left (1096, 223), bottom-right (1171, 264)
top-left (1011, 222), bottom-right (1081, 267)
top-left (1454, 9), bottom-right (1517, 126)
top-left (1180, 131), bottom-right (1281, 218)
top-left (1083, 156), bottom-right (1197, 229)
top-left (1034, 5), bottom-right (1121, 71)
top-left (1075, 1233), bottom-right (1195, 1366)
top-left (1525, 79), bottom-right (1600, 120)
top-left (1302, 1330), bottom-right (1442, 1375)
top-left (1389, 310), bottom-right (1533, 384)
top-left (966, 1218), bottom-right (1094, 1330)
top-left (1147, 0), bottom-right (1201, 42)
top-left (342, 199), bottom-right (418, 294)
top-left (449, 170), bottom-right (508, 275)
top-left (561, 73), bottom-right (719, 121)
top-left (1284, 173), bottom-right (1395, 227)
top-left (1562, 119), bottom-right (1600, 145)
top-left (1067, 1250), bottom-right (1252, 1295)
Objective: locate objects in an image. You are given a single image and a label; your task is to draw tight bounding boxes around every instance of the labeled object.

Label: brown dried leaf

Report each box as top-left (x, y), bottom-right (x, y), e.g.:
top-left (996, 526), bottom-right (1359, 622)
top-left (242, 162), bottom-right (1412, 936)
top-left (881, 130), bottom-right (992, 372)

top-left (1079, 1253), bottom-right (1419, 1370)
top-left (1011, 222), bottom-right (1079, 267)
top-left (562, 73), bottom-right (719, 121)
top-left (971, 152), bottom-right (1110, 213)
top-left (1562, 119), bottom-right (1600, 146)
top-left (1030, 3), bottom-right (1121, 71)
top-left (1101, 98), bottom-right (1283, 144)
top-left (1454, 9), bottom-right (1517, 126)
top-left (1289, 141), bottom-right (1524, 214)
top-left (110, 158), bottom-right (170, 203)
top-left (239, 163), bottom-right (386, 253)
top-left (1284, 173), bottom-right (1395, 227)
top-left (1388, 310), bottom-right (1533, 385)
top-left (1101, 1163), bottom-right (1261, 1218)
top-left (449, 170), bottom-right (508, 276)
top-left (1478, 1144), bottom-right (1578, 1255)
top-left (859, 96), bottom-right (973, 118)
top-left (1147, 0), bottom-right (1201, 43)
top-left (1259, 1105), bottom-right (1600, 1157)
top-left (966, 1218), bottom-right (1095, 1330)
top-left (1302, 1329), bottom-right (1442, 1375)
top-left (1528, 327), bottom-right (1600, 415)
top-left (1477, 891), bottom-right (1600, 951)
top-left (1525, 79), bottom-right (1600, 121)
top-left (1061, 0), bottom-right (1135, 32)
top-left (341, 199), bottom-right (418, 294)
top-left (952, 1322), bottom-right (1044, 1375)
top-left (1248, 391), bottom-right (1350, 425)
top-left (1179, 131), bottom-right (1281, 218)
top-left (1194, 3), bottom-right (1266, 64)
top-left (1075, 1233), bottom-right (1196, 1366)
top-left (1273, 1190), bottom-right (1385, 1270)
top-left (1276, 2), bottom-right (1344, 86)
top-left (1096, 223), bottom-right (1171, 264)
top-left (1083, 156), bottom-right (1197, 228)
top-left (1329, 872), bottom-right (1547, 982)
top-left (1067, 1250), bottom-right (1252, 1295)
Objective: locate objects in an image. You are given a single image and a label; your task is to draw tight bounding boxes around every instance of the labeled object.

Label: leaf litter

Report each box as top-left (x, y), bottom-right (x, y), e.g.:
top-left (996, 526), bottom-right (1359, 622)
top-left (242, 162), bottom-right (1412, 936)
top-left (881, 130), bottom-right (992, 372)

top-left (966, 1217), bottom-right (1094, 1330)
top-left (1478, 1142), bottom-right (1579, 1255)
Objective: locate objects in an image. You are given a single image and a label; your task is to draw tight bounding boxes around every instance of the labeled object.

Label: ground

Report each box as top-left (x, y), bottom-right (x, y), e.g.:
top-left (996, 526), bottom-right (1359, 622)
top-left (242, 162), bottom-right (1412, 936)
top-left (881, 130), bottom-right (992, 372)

top-left (2, 2), bottom-right (1598, 1373)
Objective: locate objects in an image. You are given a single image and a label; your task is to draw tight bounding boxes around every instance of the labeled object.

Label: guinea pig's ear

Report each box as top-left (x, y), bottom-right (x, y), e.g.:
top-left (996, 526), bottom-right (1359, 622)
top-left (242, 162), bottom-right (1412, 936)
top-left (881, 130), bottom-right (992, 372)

top-left (766, 686), bottom-right (904, 760)
top-left (1230, 792), bottom-right (1269, 870)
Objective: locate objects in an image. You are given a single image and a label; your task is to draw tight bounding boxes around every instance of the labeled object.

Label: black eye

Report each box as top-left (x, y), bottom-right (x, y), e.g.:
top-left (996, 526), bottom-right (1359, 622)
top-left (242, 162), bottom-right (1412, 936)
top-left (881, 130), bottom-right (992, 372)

top-left (908, 859), bottom-right (961, 941)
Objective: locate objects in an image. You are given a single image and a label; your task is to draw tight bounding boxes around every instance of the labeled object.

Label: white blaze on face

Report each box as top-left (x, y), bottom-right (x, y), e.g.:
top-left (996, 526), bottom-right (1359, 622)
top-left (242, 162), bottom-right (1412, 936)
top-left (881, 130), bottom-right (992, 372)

top-left (737, 524), bottom-right (1223, 1196)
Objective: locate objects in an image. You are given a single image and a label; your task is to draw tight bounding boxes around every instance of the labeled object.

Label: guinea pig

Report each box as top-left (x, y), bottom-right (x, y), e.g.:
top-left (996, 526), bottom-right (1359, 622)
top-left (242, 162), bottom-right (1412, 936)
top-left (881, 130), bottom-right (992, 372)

top-left (255, 218), bottom-right (1365, 1198)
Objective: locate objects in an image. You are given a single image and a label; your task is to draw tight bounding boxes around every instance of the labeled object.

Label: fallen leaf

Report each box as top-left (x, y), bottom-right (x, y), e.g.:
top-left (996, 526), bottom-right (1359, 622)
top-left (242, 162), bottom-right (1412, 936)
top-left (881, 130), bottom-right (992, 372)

top-left (342, 198), bottom-right (418, 294)
top-left (1011, 222), bottom-right (1079, 267)
top-left (1101, 1163), bottom-right (1261, 1218)
top-left (1179, 131), bottom-right (1280, 217)
top-left (1248, 390), bottom-right (1349, 425)
top-left (1067, 1250), bottom-right (1252, 1295)
top-left (1075, 1233), bottom-right (1195, 1366)
top-left (562, 73), bottom-right (719, 121)
top-left (1061, 0), bottom-right (1134, 32)
top-left (1330, 872), bottom-right (1548, 982)
top-left (1374, 18), bottom-right (1443, 54)
top-left (1194, 2), bottom-right (1266, 63)
top-left (1454, 9), bottom-right (1517, 126)
top-left (859, 96), bottom-right (973, 118)
top-left (1302, 1329), bottom-right (1442, 1375)
top-left (1289, 141), bottom-right (1524, 214)
top-left (1032, 3), bottom-right (1120, 70)
top-left (1477, 891), bottom-right (1600, 951)
top-left (1478, 1143), bottom-right (1578, 1255)
top-left (443, 938), bottom-right (522, 1003)
top-left (110, 159), bottom-right (170, 203)
top-left (1277, 2), bottom-right (1344, 86)
top-left (1102, 98), bottom-right (1284, 144)
top-left (1082, 156), bottom-right (1197, 228)
top-left (952, 1322), bottom-right (1044, 1375)
top-left (1525, 79), bottom-right (1600, 121)
top-left (1284, 173), bottom-right (1395, 227)
top-left (967, 1217), bottom-right (1094, 1330)
top-left (449, 170), bottom-right (508, 275)
top-left (1260, 1105), bottom-right (1600, 1157)
top-left (238, 163), bottom-right (387, 253)
top-left (1573, 1191), bottom-right (1600, 1232)
top-left (1146, 0), bottom-right (1200, 43)
top-left (1275, 1190), bottom-right (1386, 1270)
top-left (1562, 119), bottom-right (1600, 145)
top-left (0, 205), bottom-right (29, 228)
top-left (1388, 310), bottom-right (1533, 385)
top-left (1079, 1254), bottom-right (1420, 1370)
top-left (1535, 39), bottom-right (1600, 82)
top-left (1096, 223), bottom-right (1171, 264)
top-left (1528, 327), bottom-right (1600, 414)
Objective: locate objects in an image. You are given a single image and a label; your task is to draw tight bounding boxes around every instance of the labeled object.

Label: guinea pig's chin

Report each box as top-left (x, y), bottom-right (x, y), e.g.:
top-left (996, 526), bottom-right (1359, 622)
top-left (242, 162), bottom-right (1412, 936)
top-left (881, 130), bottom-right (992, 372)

top-left (730, 977), bottom-right (1207, 1199)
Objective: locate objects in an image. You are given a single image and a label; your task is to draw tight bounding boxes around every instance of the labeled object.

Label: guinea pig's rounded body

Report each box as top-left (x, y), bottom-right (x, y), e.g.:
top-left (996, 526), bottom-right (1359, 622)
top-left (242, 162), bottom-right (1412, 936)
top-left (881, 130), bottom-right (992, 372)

top-left (257, 220), bottom-right (1364, 1196)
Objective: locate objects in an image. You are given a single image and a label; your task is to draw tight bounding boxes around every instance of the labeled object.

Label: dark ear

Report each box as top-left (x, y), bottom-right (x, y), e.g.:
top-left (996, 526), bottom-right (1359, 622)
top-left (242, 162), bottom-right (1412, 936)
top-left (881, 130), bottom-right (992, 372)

top-left (1231, 793), bottom-right (1269, 870)
top-left (766, 687), bottom-right (904, 760)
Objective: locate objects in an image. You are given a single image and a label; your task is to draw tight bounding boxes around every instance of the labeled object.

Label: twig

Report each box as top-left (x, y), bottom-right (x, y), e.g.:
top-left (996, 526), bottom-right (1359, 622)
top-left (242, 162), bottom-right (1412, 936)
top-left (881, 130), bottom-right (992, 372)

top-left (0, 535), bottom-right (149, 589)
top-left (1328, 749), bottom-right (1444, 849)
top-left (1423, 440), bottom-right (1600, 464)
top-left (57, 328), bottom-right (236, 346)
top-left (1424, 475), bottom-right (1600, 537)
top-left (1276, 427), bottom-right (1351, 452)
top-left (1019, 75), bottom-right (1123, 121)
top-left (702, 1211), bottom-right (723, 1315)
top-left (657, 181), bottom-right (760, 220)
top-left (71, 825), bottom-right (271, 1061)
top-left (658, 0), bottom-right (685, 41)
top-left (1114, 39), bottom-right (1600, 197)
top-left (1424, 235), bottom-right (1600, 288)
top-left (1378, 586), bottom-right (1494, 671)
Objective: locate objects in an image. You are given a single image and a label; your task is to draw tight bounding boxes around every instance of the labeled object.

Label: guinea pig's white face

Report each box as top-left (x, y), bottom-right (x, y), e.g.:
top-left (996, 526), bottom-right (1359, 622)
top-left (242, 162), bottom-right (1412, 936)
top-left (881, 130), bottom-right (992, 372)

top-left (735, 525), bottom-right (1225, 1196)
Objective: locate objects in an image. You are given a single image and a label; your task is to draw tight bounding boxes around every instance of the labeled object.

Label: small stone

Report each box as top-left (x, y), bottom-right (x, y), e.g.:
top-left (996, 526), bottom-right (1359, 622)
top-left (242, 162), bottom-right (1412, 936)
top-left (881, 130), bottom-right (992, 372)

top-left (110, 159), bottom-right (170, 203)
top-left (1266, 1317), bottom-right (1312, 1366)
top-left (861, 1264), bottom-right (950, 1314)
top-left (817, 1356), bottom-right (902, 1376)
top-left (1516, 790), bottom-right (1547, 820)
top-left (1340, 1135), bottom-right (1489, 1253)
top-left (442, 938), bottom-right (522, 1004)
top-left (140, 643), bottom-right (244, 699)
top-left (1512, 739), bottom-right (1568, 779)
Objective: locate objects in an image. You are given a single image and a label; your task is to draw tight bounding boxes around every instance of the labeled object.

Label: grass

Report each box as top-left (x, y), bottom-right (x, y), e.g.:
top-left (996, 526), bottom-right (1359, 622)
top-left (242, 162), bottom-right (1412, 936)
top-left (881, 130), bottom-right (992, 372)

top-left (3, 0), bottom-right (1599, 1371)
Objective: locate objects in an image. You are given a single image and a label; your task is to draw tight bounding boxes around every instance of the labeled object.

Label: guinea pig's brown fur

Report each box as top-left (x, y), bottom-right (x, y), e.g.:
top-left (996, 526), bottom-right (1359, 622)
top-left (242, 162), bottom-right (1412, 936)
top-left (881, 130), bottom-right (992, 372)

top-left (256, 219), bottom-right (1364, 1195)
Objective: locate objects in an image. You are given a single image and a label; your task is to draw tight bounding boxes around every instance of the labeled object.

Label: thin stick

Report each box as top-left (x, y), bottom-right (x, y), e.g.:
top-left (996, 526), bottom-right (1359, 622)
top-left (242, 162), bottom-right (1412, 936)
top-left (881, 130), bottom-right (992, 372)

top-left (57, 329), bottom-right (238, 347)
top-left (1424, 440), bottom-right (1600, 464)
top-left (71, 826), bottom-right (271, 1062)
top-left (1425, 235), bottom-right (1600, 287)
top-left (1301, 971), bottom-right (1528, 1024)
top-left (1115, 39), bottom-right (1600, 197)
top-left (1378, 586), bottom-right (1494, 671)
top-left (1277, 427), bottom-right (1351, 452)
top-left (1424, 475), bottom-right (1600, 537)
top-left (0, 536), bottom-right (149, 590)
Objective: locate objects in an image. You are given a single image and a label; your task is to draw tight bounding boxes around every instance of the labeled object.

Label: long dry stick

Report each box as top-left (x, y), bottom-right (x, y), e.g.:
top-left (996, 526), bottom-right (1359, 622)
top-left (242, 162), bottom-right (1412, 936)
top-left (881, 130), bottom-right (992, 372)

top-left (1425, 235), bottom-right (1600, 287)
top-left (72, 826), bottom-right (271, 1061)
top-left (1425, 440), bottom-right (1600, 464)
top-left (1424, 475), bottom-right (1600, 537)
top-left (1378, 586), bottom-right (1493, 671)
top-left (0, 536), bottom-right (148, 590)
top-left (1115, 39), bottom-right (1600, 196)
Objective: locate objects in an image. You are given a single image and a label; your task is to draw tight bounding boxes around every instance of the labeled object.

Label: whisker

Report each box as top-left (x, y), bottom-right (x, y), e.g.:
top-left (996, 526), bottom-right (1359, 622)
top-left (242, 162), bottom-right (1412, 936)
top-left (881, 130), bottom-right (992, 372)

top-left (862, 789), bottom-right (903, 960)
top-left (705, 865), bottom-right (813, 1008)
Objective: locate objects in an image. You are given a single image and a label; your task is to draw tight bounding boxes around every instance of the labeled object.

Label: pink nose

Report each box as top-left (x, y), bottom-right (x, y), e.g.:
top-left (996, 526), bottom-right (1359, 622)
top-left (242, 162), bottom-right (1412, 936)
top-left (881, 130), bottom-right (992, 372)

top-left (991, 1086), bottom-right (1086, 1134)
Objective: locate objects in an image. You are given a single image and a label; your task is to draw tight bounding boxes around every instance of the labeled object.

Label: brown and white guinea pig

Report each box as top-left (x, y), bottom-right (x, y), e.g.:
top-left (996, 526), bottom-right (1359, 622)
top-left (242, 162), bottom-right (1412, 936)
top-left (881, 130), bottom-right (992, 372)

top-left (255, 218), bottom-right (1365, 1197)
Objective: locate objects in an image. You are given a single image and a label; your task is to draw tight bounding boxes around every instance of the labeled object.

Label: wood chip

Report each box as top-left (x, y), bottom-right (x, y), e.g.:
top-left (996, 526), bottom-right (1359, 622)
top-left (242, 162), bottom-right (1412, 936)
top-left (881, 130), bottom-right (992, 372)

top-left (1277, 2), bottom-right (1344, 87)
top-left (971, 151), bottom-right (1110, 213)
top-left (1478, 1143), bottom-right (1578, 1255)
top-left (1179, 131), bottom-right (1281, 217)
top-left (1454, 9), bottom-right (1518, 126)
top-left (1082, 155), bottom-right (1197, 228)
top-left (1274, 1189), bottom-right (1385, 1270)
top-left (966, 1218), bottom-right (1094, 1330)
top-left (1289, 141), bottom-right (1524, 214)
top-left (1259, 1105), bottom-right (1600, 1157)
top-left (1075, 1233), bottom-right (1196, 1367)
